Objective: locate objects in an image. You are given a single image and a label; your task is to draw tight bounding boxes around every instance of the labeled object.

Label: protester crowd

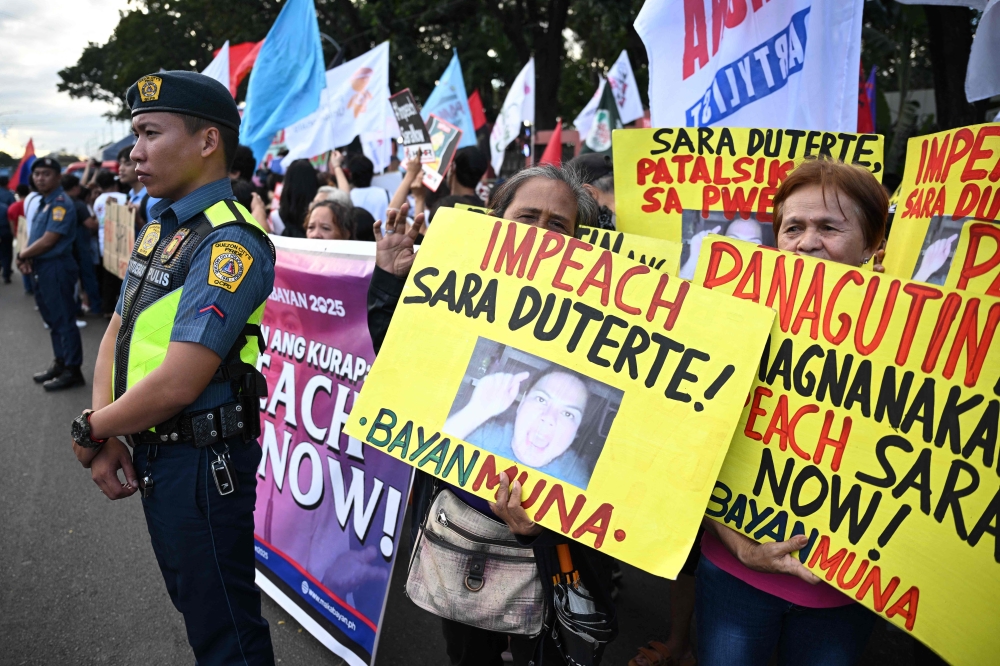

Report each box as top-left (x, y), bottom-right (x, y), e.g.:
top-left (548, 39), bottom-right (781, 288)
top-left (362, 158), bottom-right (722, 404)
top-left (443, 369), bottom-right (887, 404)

top-left (5, 129), bottom-right (952, 666)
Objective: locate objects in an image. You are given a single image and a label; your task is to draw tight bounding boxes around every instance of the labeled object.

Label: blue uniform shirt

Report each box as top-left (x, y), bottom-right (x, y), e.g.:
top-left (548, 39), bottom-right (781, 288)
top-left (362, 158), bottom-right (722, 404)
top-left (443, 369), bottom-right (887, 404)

top-left (117, 178), bottom-right (275, 412)
top-left (28, 187), bottom-right (77, 260)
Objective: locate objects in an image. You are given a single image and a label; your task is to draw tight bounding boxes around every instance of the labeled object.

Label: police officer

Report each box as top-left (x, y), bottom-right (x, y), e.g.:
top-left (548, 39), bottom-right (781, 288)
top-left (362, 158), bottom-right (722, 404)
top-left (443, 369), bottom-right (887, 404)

top-left (17, 157), bottom-right (86, 390)
top-left (69, 71), bottom-right (276, 665)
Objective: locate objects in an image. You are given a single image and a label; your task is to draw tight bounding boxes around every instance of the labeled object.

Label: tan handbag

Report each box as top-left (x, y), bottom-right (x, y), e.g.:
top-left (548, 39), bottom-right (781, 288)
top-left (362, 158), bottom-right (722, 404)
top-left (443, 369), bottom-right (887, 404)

top-left (405, 488), bottom-right (545, 636)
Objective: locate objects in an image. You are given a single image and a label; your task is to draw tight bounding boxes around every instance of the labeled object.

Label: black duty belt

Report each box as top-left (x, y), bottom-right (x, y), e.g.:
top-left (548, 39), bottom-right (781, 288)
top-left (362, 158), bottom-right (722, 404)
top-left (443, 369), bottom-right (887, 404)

top-left (130, 401), bottom-right (254, 448)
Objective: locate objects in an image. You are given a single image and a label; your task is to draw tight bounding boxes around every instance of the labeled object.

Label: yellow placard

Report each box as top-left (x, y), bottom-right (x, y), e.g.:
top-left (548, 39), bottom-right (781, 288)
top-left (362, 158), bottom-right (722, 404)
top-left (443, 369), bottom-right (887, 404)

top-left (454, 202), bottom-right (492, 215)
top-left (575, 226), bottom-right (682, 276)
top-left (883, 124), bottom-right (1000, 282)
top-left (613, 127), bottom-right (884, 278)
top-left (103, 202), bottom-right (136, 280)
top-left (344, 208), bottom-right (774, 578)
top-left (694, 237), bottom-right (1000, 666)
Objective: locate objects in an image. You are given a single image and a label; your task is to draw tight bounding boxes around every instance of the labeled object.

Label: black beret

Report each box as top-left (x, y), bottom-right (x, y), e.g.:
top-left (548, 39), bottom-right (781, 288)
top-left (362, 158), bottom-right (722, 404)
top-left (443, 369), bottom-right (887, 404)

top-left (127, 71), bottom-right (240, 132)
top-left (568, 153), bottom-right (613, 184)
top-left (31, 157), bottom-right (61, 174)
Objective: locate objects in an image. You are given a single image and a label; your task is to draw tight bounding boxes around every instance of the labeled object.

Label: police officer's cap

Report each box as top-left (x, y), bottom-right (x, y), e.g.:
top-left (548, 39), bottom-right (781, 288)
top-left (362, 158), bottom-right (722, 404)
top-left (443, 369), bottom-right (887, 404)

top-left (31, 157), bottom-right (61, 174)
top-left (127, 71), bottom-right (240, 132)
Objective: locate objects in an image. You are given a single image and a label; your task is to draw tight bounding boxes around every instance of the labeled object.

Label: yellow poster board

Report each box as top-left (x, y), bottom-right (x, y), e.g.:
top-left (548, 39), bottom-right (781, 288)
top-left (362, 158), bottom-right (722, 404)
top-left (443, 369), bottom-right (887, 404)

top-left (883, 124), bottom-right (1000, 282)
top-left (344, 208), bottom-right (775, 577)
top-left (694, 236), bottom-right (1000, 666)
top-left (613, 127), bottom-right (883, 279)
top-left (575, 226), bottom-right (682, 276)
top-left (102, 201), bottom-right (135, 280)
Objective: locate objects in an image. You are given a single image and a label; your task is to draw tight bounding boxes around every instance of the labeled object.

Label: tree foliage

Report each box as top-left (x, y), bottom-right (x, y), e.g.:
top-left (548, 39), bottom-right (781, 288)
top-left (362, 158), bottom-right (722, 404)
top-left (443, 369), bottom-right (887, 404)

top-left (58, 0), bottom-right (648, 129)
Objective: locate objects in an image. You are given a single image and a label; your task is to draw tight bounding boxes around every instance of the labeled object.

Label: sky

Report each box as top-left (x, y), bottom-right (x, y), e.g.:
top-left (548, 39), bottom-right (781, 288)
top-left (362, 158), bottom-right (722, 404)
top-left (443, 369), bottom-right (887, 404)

top-left (0, 1), bottom-right (135, 159)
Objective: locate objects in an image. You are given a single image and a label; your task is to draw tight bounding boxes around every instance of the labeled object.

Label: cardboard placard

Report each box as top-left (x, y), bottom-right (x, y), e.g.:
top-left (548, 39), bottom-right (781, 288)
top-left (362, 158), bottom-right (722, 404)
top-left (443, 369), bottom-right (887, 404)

top-left (694, 237), bottom-right (1000, 666)
top-left (420, 114), bottom-right (463, 192)
top-left (344, 208), bottom-right (774, 578)
top-left (389, 89), bottom-right (433, 163)
top-left (102, 201), bottom-right (135, 280)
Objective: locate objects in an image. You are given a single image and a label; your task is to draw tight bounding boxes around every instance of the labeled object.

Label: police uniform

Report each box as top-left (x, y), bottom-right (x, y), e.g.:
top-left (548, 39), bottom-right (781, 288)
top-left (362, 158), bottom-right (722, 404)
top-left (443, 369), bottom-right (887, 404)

top-left (115, 72), bottom-right (276, 664)
top-left (27, 157), bottom-right (85, 391)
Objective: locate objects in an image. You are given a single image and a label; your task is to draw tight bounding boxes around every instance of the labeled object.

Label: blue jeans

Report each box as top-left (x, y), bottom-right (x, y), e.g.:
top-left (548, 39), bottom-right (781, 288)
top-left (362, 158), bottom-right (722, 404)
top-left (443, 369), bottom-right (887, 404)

top-left (695, 555), bottom-right (875, 666)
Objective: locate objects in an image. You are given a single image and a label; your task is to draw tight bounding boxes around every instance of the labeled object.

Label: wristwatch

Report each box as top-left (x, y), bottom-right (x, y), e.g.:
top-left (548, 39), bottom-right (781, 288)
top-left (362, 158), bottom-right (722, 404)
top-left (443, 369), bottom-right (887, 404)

top-left (72, 410), bottom-right (108, 449)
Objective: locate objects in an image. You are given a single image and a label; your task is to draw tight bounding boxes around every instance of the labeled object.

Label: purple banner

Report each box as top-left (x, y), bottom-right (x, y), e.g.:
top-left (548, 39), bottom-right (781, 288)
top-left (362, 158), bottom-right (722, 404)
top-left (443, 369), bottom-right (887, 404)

top-left (253, 239), bottom-right (412, 666)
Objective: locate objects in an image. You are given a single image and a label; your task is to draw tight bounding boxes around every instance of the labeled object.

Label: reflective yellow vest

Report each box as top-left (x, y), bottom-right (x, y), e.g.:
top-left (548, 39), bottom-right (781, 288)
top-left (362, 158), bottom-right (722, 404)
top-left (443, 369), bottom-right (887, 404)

top-left (113, 199), bottom-right (274, 401)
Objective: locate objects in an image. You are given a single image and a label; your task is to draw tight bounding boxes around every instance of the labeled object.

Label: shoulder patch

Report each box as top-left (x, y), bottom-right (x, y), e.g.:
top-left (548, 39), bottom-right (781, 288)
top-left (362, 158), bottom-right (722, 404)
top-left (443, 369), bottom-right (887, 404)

top-left (208, 241), bottom-right (254, 292)
top-left (51, 207), bottom-right (66, 222)
top-left (137, 223), bottom-right (161, 257)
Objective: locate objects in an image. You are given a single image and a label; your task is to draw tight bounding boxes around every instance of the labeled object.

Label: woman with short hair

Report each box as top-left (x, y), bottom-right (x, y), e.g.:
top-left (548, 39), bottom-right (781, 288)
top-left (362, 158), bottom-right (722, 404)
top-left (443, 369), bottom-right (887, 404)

top-left (305, 200), bottom-right (354, 241)
top-left (697, 158), bottom-right (889, 666)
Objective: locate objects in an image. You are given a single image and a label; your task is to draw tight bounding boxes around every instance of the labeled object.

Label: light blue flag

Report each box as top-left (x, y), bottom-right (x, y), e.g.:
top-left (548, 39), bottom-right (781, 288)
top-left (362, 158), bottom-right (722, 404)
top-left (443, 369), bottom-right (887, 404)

top-left (421, 49), bottom-right (477, 148)
top-left (240, 0), bottom-right (325, 163)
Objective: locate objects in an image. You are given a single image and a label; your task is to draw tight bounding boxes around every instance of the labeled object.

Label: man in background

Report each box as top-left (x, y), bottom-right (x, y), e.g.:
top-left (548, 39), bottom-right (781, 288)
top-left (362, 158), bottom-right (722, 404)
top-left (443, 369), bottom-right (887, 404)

top-left (429, 146), bottom-right (489, 220)
top-left (345, 154), bottom-right (389, 222)
top-left (568, 153), bottom-right (615, 230)
top-left (61, 174), bottom-right (102, 314)
top-left (0, 175), bottom-right (15, 206)
top-left (17, 157), bottom-right (85, 390)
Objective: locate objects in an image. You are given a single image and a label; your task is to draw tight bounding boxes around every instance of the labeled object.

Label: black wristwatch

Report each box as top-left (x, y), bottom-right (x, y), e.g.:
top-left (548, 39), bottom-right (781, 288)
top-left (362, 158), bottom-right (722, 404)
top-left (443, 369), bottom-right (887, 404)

top-left (72, 410), bottom-right (108, 449)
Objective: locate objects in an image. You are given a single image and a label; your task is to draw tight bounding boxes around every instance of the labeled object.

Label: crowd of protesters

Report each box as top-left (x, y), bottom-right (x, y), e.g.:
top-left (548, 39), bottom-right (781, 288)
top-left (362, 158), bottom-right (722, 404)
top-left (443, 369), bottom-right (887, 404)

top-left (3, 132), bottom-right (952, 665)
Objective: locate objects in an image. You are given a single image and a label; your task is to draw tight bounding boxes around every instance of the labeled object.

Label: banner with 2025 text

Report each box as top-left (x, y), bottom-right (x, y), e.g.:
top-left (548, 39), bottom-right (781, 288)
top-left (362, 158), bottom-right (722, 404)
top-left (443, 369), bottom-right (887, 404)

top-left (254, 236), bottom-right (412, 666)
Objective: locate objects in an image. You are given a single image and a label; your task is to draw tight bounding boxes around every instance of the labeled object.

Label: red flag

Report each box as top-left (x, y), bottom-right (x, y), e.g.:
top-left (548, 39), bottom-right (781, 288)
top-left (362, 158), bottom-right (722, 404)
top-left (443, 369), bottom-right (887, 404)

top-left (468, 89), bottom-right (487, 130)
top-left (9, 139), bottom-right (35, 191)
top-left (216, 40), bottom-right (264, 97)
top-left (539, 120), bottom-right (563, 166)
top-left (857, 62), bottom-right (874, 134)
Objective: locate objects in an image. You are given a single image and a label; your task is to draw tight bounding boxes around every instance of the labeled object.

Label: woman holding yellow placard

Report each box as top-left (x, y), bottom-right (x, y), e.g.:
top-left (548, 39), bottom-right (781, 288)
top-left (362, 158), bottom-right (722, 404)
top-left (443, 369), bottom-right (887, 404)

top-left (696, 159), bottom-right (889, 666)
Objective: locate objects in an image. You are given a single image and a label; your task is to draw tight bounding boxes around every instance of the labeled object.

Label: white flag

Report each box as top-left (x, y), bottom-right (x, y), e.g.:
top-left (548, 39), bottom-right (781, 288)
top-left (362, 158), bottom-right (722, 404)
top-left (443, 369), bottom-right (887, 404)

top-left (282, 41), bottom-right (390, 165)
top-left (966, 0), bottom-right (1000, 102)
top-left (202, 41), bottom-right (230, 91)
top-left (573, 77), bottom-right (606, 137)
top-left (490, 58), bottom-right (535, 174)
top-left (574, 50), bottom-right (645, 134)
top-left (362, 99), bottom-right (400, 174)
top-left (635, 0), bottom-right (863, 131)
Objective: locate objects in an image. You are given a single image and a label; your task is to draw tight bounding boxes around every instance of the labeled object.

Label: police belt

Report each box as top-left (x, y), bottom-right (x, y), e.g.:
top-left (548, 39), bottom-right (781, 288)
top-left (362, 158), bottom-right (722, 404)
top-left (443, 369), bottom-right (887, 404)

top-left (129, 401), bottom-right (255, 448)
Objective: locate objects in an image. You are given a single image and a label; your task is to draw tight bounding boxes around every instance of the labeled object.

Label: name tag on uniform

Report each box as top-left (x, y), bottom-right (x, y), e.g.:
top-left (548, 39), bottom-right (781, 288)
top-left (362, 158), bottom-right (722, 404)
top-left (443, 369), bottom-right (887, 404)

top-left (127, 259), bottom-right (146, 278)
top-left (145, 267), bottom-right (171, 288)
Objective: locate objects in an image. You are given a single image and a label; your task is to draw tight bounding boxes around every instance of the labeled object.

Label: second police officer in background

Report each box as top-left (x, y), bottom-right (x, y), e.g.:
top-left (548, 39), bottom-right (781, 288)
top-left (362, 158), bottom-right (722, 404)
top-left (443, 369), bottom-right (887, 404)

top-left (68, 71), bottom-right (277, 665)
top-left (17, 156), bottom-right (86, 391)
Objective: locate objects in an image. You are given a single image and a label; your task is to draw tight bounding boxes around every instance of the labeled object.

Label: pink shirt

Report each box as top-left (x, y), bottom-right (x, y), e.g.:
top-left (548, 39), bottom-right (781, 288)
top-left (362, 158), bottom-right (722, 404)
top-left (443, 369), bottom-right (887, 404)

top-left (701, 530), bottom-right (853, 608)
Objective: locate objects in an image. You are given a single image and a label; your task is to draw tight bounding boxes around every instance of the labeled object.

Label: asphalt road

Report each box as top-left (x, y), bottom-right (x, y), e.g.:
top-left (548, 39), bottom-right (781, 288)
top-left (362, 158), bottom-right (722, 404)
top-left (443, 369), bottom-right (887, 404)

top-left (0, 271), bottom-right (933, 666)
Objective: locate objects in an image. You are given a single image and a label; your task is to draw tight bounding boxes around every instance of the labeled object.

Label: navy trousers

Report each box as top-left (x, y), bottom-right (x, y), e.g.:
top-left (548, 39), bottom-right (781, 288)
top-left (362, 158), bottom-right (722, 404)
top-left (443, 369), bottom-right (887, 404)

top-left (73, 225), bottom-right (101, 312)
top-left (33, 255), bottom-right (83, 366)
top-left (133, 438), bottom-right (275, 665)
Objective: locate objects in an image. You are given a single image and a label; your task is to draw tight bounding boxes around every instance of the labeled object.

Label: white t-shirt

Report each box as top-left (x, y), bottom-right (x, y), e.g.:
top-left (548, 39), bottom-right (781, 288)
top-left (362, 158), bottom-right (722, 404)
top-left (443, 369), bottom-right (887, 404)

top-left (268, 210), bottom-right (286, 236)
top-left (94, 192), bottom-right (127, 255)
top-left (350, 186), bottom-right (389, 223)
top-left (23, 192), bottom-right (42, 238)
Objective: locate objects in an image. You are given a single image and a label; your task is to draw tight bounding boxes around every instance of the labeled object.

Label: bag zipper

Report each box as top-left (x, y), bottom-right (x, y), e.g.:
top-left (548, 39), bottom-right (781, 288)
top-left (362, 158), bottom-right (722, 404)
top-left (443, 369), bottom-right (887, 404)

top-left (437, 509), bottom-right (533, 549)
top-left (423, 529), bottom-right (536, 563)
